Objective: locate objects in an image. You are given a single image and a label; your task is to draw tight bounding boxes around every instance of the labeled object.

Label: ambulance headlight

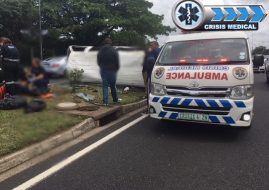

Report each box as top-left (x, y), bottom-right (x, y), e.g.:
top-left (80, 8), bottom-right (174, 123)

top-left (230, 85), bottom-right (253, 100)
top-left (151, 83), bottom-right (166, 96)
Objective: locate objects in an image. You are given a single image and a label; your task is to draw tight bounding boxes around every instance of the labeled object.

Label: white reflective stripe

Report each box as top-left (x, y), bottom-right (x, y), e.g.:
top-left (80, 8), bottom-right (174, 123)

top-left (215, 100), bottom-right (223, 108)
top-left (230, 101), bottom-right (238, 108)
top-left (3, 58), bottom-right (20, 62)
top-left (166, 97), bottom-right (173, 105)
top-left (189, 99), bottom-right (198, 107)
top-left (204, 100), bottom-right (211, 107)
top-left (217, 116), bottom-right (226, 124)
top-left (6, 81), bottom-right (20, 85)
top-left (13, 115), bottom-right (148, 190)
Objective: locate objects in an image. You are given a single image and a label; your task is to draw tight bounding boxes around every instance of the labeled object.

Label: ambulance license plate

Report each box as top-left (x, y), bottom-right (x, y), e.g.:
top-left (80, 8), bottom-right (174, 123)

top-left (178, 113), bottom-right (210, 122)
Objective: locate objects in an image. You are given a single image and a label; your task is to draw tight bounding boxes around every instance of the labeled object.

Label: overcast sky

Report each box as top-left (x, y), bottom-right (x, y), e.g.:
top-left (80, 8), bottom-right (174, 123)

top-left (148, 0), bottom-right (269, 48)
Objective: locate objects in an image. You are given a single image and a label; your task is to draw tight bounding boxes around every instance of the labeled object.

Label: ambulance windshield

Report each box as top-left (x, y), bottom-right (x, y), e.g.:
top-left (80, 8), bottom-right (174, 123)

top-left (158, 39), bottom-right (249, 65)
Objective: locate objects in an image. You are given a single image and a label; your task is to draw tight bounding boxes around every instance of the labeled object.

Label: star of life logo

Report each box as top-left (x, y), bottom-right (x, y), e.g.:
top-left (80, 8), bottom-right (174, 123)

top-left (172, 0), bottom-right (204, 30)
top-left (172, 0), bottom-right (267, 31)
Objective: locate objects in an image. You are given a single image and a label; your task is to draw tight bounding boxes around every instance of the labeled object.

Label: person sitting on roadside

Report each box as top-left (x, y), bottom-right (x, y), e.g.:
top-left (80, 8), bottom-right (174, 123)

top-left (29, 58), bottom-right (49, 95)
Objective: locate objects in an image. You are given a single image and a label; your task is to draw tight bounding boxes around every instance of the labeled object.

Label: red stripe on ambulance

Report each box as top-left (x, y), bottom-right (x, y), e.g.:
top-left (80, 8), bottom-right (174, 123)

top-left (166, 72), bottom-right (228, 80)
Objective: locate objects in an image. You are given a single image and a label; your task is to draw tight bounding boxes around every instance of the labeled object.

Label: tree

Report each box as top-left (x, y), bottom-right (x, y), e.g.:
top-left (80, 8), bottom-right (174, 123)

top-left (0, 0), bottom-right (39, 64)
top-left (252, 46), bottom-right (267, 55)
top-left (0, 0), bottom-right (37, 43)
top-left (0, 0), bottom-right (173, 62)
top-left (40, 0), bottom-right (173, 46)
top-left (263, 49), bottom-right (269, 55)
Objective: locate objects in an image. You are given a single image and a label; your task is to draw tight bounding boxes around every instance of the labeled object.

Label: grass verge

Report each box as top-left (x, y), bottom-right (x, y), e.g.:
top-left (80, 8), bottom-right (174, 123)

top-left (0, 84), bottom-right (145, 157)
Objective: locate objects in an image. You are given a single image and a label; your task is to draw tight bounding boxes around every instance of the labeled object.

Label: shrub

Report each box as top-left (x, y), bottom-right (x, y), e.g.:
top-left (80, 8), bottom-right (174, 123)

top-left (67, 69), bottom-right (84, 92)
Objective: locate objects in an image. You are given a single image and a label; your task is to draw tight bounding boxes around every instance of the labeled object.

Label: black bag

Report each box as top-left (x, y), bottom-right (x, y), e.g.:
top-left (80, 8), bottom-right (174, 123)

top-left (24, 100), bottom-right (47, 113)
top-left (0, 95), bottom-right (27, 110)
top-left (6, 83), bottom-right (23, 95)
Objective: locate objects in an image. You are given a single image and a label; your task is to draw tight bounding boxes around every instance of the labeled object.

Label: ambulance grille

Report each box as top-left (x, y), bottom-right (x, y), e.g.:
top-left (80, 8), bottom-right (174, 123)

top-left (166, 87), bottom-right (230, 98)
top-left (162, 104), bottom-right (231, 116)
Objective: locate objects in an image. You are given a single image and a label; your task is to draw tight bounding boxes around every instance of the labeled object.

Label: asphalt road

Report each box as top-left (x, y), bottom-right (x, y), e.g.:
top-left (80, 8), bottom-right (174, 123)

top-left (2, 73), bottom-right (269, 190)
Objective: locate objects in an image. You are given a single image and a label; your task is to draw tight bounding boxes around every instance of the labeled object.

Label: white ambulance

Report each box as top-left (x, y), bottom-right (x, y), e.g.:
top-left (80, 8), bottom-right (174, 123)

top-left (149, 32), bottom-right (254, 128)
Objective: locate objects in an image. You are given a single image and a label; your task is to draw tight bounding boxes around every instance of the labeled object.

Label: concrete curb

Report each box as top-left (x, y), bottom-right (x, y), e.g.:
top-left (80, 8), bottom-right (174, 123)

top-left (0, 99), bottom-right (147, 174)
top-left (121, 99), bottom-right (147, 114)
top-left (0, 118), bottom-right (95, 174)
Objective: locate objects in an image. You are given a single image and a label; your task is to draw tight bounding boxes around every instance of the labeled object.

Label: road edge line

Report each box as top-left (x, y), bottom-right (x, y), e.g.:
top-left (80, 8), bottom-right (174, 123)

top-left (13, 114), bottom-right (148, 190)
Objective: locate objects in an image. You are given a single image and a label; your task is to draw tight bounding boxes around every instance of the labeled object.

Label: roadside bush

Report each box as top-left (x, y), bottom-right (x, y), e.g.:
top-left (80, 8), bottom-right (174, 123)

top-left (67, 69), bottom-right (84, 92)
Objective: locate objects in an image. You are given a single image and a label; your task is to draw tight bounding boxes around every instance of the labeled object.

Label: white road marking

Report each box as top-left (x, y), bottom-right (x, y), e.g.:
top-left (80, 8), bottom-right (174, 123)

top-left (13, 115), bottom-right (148, 190)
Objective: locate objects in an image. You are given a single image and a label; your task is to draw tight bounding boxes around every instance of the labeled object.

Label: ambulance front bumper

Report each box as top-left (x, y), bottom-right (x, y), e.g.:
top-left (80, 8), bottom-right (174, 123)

top-left (149, 94), bottom-right (254, 127)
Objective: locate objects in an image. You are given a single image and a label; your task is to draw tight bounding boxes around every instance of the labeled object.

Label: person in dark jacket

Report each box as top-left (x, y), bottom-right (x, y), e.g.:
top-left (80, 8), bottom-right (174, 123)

top-left (12, 58), bottom-right (49, 97)
top-left (142, 45), bottom-right (153, 96)
top-left (0, 37), bottom-right (26, 95)
top-left (30, 58), bottom-right (49, 94)
top-left (0, 37), bottom-right (21, 82)
top-left (97, 38), bottom-right (121, 106)
top-left (146, 41), bottom-right (161, 78)
top-left (142, 41), bottom-right (161, 96)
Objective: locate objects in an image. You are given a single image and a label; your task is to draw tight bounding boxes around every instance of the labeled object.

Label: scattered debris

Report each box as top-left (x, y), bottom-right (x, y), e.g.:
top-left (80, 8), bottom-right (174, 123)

top-left (75, 93), bottom-right (95, 102)
top-left (123, 87), bottom-right (130, 94)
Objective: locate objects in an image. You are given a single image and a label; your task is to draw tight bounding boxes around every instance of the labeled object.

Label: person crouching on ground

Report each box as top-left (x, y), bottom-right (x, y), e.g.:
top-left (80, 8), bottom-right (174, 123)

top-left (29, 58), bottom-right (49, 95)
top-left (97, 37), bottom-right (121, 106)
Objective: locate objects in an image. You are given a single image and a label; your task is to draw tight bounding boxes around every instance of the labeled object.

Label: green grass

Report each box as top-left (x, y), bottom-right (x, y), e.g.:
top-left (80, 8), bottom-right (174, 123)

top-left (0, 84), bottom-right (145, 157)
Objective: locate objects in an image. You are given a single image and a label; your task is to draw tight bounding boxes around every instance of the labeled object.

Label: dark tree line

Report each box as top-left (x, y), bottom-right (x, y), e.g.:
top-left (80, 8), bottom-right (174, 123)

top-left (0, 0), bottom-right (173, 64)
top-left (252, 46), bottom-right (269, 55)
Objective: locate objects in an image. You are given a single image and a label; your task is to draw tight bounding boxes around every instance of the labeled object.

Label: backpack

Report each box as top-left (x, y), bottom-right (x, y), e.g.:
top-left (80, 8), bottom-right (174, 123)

top-left (24, 100), bottom-right (47, 113)
top-left (0, 95), bottom-right (27, 110)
